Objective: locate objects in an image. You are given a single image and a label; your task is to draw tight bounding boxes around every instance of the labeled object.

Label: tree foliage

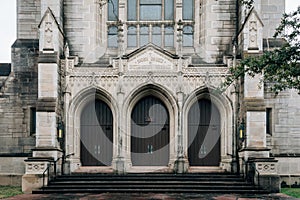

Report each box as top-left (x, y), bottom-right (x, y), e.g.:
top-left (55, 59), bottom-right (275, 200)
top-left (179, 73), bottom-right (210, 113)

top-left (222, 6), bottom-right (300, 93)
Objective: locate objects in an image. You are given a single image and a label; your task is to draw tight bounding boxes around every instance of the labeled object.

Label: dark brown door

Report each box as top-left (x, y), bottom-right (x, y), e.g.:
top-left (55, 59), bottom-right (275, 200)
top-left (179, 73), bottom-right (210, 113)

top-left (80, 99), bottom-right (113, 166)
top-left (131, 96), bottom-right (170, 166)
top-left (188, 99), bottom-right (220, 166)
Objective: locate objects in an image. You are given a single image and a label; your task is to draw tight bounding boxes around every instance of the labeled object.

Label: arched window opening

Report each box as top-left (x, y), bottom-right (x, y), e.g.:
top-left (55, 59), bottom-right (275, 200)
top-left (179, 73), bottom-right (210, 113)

top-left (127, 26), bottom-right (137, 47)
top-left (108, 26), bottom-right (118, 48)
top-left (183, 25), bottom-right (193, 47)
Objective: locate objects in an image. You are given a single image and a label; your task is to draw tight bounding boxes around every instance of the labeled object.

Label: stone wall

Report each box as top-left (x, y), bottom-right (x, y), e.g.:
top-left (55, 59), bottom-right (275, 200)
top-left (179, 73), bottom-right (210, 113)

top-left (64, 0), bottom-right (100, 62)
top-left (41, 0), bottom-right (64, 26)
top-left (199, 0), bottom-right (236, 63)
top-left (63, 0), bottom-right (237, 64)
top-left (0, 39), bottom-right (39, 185)
top-left (264, 90), bottom-right (300, 186)
top-left (278, 157), bottom-right (300, 187)
top-left (255, 0), bottom-right (285, 38)
top-left (17, 0), bottom-right (41, 39)
top-left (265, 90), bottom-right (300, 156)
top-left (0, 157), bottom-right (26, 186)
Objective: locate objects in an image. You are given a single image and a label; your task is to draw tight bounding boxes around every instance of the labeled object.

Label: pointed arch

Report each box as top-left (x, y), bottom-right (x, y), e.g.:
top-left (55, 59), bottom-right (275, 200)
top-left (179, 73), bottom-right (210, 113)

top-left (123, 83), bottom-right (178, 169)
top-left (183, 87), bottom-right (234, 170)
top-left (66, 87), bottom-right (119, 170)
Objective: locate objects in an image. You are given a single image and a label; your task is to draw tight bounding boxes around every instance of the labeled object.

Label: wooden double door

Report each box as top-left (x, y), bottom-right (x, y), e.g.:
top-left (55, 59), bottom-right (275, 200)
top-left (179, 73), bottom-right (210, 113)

top-left (80, 99), bottom-right (113, 166)
top-left (131, 96), bottom-right (170, 166)
top-left (188, 99), bottom-right (221, 166)
top-left (80, 97), bottom-right (220, 167)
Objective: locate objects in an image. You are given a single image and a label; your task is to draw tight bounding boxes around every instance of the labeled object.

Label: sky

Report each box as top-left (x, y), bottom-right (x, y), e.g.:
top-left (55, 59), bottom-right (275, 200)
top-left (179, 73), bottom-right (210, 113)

top-left (0, 0), bottom-right (299, 62)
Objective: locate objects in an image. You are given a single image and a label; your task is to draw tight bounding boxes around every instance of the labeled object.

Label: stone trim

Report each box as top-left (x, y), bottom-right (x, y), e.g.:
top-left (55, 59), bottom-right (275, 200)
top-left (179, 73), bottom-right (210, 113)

top-left (31, 147), bottom-right (63, 152)
top-left (244, 98), bottom-right (265, 111)
top-left (239, 147), bottom-right (271, 152)
top-left (38, 52), bottom-right (59, 64)
top-left (36, 98), bottom-right (57, 112)
top-left (182, 87), bottom-right (234, 171)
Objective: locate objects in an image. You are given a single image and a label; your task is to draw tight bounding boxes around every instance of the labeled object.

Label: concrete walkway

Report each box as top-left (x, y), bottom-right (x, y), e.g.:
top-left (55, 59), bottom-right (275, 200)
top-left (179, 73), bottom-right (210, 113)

top-left (2, 193), bottom-right (298, 200)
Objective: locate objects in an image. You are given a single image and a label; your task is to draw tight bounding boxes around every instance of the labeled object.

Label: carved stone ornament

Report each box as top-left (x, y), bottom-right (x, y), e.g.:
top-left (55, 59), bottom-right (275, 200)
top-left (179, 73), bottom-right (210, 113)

top-left (249, 21), bottom-right (258, 49)
top-left (26, 162), bottom-right (48, 174)
top-left (128, 48), bottom-right (174, 71)
top-left (256, 162), bottom-right (277, 175)
top-left (44, 13), bottom-right (54, 49)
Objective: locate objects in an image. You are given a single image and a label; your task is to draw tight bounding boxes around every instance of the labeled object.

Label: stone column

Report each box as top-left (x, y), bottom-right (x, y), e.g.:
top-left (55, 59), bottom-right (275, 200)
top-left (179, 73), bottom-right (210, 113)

top-left (174, 73), bottom-right (188, 173)
top-left (239, 66), bottom-right (279, 192)
top-left (237, 9), bottom-right (279, 191)
top-left (22, 3), bottom-right (64, 193)
top-left (112, 70), bottom-right (127, 174)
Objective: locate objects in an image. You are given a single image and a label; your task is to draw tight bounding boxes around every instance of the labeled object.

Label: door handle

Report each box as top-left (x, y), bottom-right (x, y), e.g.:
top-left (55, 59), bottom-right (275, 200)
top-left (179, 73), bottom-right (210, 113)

top-left (147, 144), bottom-right (153, 154)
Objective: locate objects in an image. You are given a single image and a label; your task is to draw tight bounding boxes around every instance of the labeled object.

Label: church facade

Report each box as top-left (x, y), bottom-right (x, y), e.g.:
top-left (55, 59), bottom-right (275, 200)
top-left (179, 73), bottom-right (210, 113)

top-left (0, 0), bottom-right (299, 193)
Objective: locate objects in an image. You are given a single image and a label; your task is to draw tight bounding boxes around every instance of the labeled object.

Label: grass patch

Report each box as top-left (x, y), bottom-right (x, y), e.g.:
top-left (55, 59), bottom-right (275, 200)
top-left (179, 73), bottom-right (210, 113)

top-left (281, 188), bottom-right (300, 198)
top-left (0, 186), bottom-right (23, 199)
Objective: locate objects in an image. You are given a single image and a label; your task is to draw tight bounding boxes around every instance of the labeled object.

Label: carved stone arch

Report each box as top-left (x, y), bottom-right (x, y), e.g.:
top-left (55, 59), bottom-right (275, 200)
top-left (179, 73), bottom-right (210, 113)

top-left (66, 86), bottom-right (119, 171)
top-left (182, 87), bottom-right (234, 170)
top-left (123, 83), bottom-right (178, 170)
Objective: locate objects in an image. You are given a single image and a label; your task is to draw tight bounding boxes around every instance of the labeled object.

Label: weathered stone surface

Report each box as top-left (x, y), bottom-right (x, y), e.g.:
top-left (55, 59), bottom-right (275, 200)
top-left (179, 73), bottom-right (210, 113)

top-left (0, 0), bottom-right (298, 193)
top-left (22, 174), bottom-right (44, 193)
top-left (17, 0), bottom-right (41, 39)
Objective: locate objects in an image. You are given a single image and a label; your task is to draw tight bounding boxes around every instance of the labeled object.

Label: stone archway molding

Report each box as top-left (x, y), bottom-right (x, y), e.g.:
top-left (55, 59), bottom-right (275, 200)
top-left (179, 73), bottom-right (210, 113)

top-left (66, 86), bottom-right (119, 172)
top-left (182, 86), bottom-right (234, 172)
top-left (122, 83), bottom-right (179, 172)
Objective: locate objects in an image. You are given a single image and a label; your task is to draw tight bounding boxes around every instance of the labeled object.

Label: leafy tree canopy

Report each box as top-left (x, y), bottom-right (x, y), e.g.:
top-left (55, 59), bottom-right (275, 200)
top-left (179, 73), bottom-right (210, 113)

top-left (222, 6), bottom-right (300, 93)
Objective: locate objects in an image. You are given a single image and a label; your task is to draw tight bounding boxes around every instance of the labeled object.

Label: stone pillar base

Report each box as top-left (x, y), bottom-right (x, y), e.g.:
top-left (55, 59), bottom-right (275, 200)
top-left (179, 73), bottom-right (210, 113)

top-left (69, 157), bottom-right (81, 172)
top-left (174, 157), bottom-right (189, 173)
top-left (22, 174), bottom-right (44, 193)
top-left (220, 156), bottom-right (234, 173)
top-left (248, 158), bottom-right (280, 193)
top-left (22, 158), bottom-right (53, 193)
top-left (112, 157), bottom-right (127, 174)
top-left (257, 174), bottom-right (280, 193)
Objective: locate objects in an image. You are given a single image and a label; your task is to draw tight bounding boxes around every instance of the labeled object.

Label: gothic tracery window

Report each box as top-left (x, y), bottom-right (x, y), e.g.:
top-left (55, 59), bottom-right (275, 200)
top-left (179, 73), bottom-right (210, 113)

top-left (126, 0), bottom-right (175, 48)
top-left (107, 0), bottom-right (119, 48)
top-left (107, 0), bottom-right (194, 49)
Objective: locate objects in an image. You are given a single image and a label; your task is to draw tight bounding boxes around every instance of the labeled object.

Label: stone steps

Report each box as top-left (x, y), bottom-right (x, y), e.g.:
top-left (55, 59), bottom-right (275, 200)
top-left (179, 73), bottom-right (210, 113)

top-left (33, 173), bottom-right (268, 194)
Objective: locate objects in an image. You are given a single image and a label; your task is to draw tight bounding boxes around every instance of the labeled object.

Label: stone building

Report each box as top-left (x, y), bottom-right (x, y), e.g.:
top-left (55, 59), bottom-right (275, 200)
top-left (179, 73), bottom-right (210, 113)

top-left (0, 0), bottom-right (299, 193)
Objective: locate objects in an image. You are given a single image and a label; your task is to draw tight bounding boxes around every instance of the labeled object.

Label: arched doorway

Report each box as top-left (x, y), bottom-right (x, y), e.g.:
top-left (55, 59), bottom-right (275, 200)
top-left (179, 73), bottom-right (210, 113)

top-left (131, 96), bottom-right (170, 166)
top-left (188, 99), bottom-right (221, 166)
top-left (80, 99), bottom-right (113, 166)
